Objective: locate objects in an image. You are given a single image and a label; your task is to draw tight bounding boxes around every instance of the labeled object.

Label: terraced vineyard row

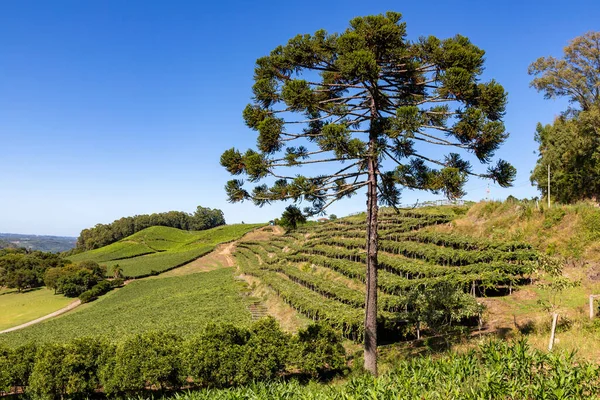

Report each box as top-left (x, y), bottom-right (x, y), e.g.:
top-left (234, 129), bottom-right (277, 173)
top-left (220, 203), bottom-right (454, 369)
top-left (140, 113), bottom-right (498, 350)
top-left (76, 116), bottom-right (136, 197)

top-left (234, 207), bottom-right (537, 340)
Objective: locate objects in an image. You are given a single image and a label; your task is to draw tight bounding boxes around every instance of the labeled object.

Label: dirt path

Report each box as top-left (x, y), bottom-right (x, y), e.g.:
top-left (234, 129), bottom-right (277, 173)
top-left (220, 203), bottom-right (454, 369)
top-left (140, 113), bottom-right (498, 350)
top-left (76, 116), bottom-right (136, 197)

top-left (0, 299), bottom-right (81, 334)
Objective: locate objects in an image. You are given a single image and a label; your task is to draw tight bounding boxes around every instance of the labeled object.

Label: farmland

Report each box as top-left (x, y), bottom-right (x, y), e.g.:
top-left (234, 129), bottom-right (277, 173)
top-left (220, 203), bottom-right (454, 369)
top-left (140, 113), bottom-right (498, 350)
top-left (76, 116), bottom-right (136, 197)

top-left (69, 224), bottom-right (263, 277)
top-left (235, 206), bottom-right (538, 340)
top-left (0, 268), bottom-right (253, 346)
top-left (0, 288), bottom-right (73, 331)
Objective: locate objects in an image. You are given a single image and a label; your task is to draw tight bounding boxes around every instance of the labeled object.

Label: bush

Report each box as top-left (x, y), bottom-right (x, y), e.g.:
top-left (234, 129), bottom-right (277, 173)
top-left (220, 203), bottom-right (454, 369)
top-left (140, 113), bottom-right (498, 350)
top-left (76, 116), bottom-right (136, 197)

top-left (1, 321), bottom-right (347, 397)
top-left (291, 323), bottom-right (346, 378)
top-left (102, 332), bottom-right (183, 395)
top-left (29, 338), bottom-right (105, 399)
top-left (0, 346), bottom-right (11, 393)
top-left (237, 318), bottom-right (289, 385)
top-left (79, 280), bottom-right (116, 303)
top-left (183, 324), bottom-right (249, 387)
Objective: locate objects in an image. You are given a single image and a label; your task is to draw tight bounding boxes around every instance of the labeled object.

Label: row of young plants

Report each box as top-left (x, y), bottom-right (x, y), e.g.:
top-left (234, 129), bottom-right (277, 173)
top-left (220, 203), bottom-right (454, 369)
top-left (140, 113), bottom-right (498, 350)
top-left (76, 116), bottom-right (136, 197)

top-left (238, 244), bottom-right (482, 340)
top-left (241, 243), bottom-right (406, 312)
top-left (305, 236), bottom-right (537, 266)
top-left (286, 250), bottom-right (517, 297)
top-left (290, 242), bottom-right (531, 282)
top-left (394, 230), bottom-right (533, 251)
top-left (235, 249), bottom-right (366, 339)
top-left (0, 319), bottom-right (346, 399)
top-left (304, 216), bottom-right (451, 239)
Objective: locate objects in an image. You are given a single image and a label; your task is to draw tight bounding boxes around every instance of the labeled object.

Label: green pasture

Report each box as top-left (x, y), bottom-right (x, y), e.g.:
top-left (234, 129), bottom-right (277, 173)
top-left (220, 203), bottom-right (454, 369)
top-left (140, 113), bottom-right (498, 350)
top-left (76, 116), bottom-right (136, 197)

top-left (0, 288), bottom-right (73, 331)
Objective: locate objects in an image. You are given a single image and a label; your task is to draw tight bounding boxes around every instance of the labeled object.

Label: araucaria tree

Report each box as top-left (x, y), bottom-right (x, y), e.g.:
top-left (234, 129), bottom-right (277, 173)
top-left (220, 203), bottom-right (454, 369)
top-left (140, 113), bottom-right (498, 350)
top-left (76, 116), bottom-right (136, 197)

top-left (220, 12), bottom-right (515, 375)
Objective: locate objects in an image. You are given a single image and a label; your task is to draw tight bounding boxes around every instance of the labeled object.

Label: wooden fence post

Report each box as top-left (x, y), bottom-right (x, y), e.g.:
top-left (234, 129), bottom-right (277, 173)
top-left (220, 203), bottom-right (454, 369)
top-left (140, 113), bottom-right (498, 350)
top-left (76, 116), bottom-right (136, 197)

top-left (548, 312), bottom-right (559, 351)
top-left (590, 295), bottom-right (598, 320)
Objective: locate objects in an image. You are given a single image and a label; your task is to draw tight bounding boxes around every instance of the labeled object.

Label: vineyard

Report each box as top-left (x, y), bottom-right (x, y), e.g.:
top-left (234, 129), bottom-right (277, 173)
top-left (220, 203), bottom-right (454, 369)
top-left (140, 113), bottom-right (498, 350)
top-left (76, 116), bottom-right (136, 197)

top-left (234, 207), bottom-right (538, 341)
top-left (69, 224), bottom-right (263, 277)
top-left (0, 268), bottom-right (253, 347)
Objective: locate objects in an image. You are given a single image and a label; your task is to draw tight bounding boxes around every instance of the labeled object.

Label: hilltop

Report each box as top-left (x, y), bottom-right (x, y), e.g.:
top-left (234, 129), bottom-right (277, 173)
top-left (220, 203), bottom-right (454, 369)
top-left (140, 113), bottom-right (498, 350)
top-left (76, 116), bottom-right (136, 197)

top-left (68, 224), bottom-right (263, 277)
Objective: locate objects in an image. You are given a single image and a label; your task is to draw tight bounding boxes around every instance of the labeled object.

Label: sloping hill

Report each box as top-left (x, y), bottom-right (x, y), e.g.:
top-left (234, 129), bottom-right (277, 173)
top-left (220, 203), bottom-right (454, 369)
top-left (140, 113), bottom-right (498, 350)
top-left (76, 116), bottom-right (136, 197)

top-left (235, 206), bottom-right (538, 340)
top-left (0, 268), bottom-right (253, 346)
top-left (69, 224), bottom-right (263, 277)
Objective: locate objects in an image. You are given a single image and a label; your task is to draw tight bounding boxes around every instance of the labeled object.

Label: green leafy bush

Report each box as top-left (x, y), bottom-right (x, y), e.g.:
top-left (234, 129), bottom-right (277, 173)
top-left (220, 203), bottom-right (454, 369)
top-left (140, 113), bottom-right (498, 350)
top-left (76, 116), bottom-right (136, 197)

top-left (0, 320), bottom-right (345, 397)
top-left (291, 323), bottom-right (346, 378)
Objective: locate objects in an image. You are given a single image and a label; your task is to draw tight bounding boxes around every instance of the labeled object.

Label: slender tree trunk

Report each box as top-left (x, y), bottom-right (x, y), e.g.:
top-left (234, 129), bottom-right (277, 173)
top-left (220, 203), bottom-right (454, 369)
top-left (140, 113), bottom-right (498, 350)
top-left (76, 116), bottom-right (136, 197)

top-left (364, 145), bottom-right (379, 376)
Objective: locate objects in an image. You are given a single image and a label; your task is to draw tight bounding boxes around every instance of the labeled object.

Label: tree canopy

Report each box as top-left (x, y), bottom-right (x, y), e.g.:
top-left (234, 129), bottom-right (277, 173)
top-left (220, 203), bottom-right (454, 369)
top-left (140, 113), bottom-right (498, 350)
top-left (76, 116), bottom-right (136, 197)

top-left (221, 11), bottom-right (514, 375)
top-left (529, 31), bottom-right (600, 113)
top-left (529, 31), bottom-right (600, 203)
top-left (279, 205), bottom-right (307, 230)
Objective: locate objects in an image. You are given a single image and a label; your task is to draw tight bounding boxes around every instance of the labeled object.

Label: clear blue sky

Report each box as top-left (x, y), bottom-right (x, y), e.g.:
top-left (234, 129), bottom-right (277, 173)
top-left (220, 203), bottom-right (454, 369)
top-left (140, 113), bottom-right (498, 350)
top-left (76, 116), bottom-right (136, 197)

top-left (0, 0), bottom-right (597, 236)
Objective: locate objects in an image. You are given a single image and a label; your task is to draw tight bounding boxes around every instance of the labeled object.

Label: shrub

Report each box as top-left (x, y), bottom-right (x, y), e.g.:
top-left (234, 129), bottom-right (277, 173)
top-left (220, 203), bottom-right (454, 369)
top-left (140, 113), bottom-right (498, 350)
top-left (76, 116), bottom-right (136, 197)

top-left (183, 324), bottom-right (250, 387)
top-left (29, 338), bottom-right (105, 399)
top-left (103, 332), bottom-right (183, 395)
top-left (0, 346), bottom-right (11, 394)
top-left (543, 207), bottom-right (566, 229)
top-left (79, 280), bottom-right (116, 303)
top-left (291, 323), bottom-right (346, 378)
top-left (237, 318), bottom-right (289, 385)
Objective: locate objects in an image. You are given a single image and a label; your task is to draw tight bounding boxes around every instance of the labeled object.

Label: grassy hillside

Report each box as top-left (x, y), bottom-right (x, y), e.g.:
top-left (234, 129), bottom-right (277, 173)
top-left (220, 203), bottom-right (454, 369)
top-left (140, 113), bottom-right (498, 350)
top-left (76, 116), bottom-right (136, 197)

top-left (235, 206), bottom-right (537, 340)
top-left (434, 199), bottom-right (600, 261)
top-left (0, 268), bottom-right (253, 346)
top-left (0, 288), bottom-right (73, 331)
top-left (69, 224), bottom-right (263, 277)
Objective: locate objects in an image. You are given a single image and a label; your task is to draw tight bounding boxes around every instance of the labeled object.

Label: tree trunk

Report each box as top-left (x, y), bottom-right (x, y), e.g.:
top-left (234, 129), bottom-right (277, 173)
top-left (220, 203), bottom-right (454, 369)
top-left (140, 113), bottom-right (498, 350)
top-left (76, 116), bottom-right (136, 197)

top-left (364, 151), bottom-right (379, 376)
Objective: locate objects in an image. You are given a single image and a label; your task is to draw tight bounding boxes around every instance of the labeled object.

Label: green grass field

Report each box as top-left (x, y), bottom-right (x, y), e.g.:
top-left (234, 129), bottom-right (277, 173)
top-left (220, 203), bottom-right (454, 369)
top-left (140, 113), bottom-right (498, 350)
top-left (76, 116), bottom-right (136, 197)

top-left (0, 288), bottom-right (73, 331)
top-left (68, 224), bottom-right (263, 277)
top-left (0, 268), bottom-right (253, 346)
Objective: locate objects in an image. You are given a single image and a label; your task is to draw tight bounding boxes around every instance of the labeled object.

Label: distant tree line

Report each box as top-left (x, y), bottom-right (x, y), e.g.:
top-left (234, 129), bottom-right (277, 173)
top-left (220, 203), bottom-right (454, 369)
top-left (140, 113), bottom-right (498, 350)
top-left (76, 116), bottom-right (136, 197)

top-left (0, 249), bottom-right (118, 301)
top-left (0, 319), bottom-right (345, 398)
top-left (74, 206), bottom-right (226, 252)
top-left (0, 248), bottom-right (68, 292)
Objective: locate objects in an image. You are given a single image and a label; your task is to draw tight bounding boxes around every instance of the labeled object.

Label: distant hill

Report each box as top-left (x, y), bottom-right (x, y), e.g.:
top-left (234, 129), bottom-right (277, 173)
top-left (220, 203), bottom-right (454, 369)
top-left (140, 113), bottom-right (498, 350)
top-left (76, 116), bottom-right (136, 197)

top-left (68, 224), bottom-right (263, 277)
top-left (0, 233), bottom-right (77, 253)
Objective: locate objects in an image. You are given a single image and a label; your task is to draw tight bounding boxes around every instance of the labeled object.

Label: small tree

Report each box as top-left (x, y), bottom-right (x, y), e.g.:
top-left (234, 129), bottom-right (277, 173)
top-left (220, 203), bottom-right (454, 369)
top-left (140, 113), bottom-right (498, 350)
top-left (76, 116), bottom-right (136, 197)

top-left (113, 265), bottom-right (124, 280)
top-left (220, 12), bottom-right (515, 375)
top-left (279, 205), bottom-right (307, 230)
top-left (535, 256), bottom-right (579, 351)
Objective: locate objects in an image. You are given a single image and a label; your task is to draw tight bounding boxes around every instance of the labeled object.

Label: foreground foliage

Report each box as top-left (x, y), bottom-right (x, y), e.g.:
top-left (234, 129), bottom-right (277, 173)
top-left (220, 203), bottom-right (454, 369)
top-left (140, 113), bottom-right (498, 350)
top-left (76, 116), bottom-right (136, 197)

top-left (0, 319), bottom-right (345, 398)
top-left (143, 340), bottom-right (599, 400)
